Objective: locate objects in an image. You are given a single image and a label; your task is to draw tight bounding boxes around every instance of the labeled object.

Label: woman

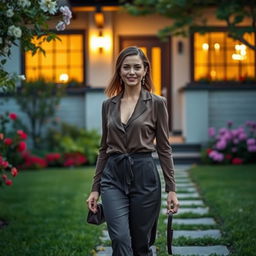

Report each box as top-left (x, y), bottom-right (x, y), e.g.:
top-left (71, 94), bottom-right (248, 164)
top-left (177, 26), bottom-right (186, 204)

top-left (86, 46), bottom-right (179, 256)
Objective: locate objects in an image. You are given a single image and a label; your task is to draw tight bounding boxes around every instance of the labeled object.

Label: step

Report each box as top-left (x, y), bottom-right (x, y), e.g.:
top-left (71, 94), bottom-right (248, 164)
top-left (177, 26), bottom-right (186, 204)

top-left (161, 199), bottom-right (203, 207)
top-left (161, 207), bottom-right (209, 215)
top-left (176, 187), bottom-right (197, 193)
top-left (96, 246), bottom-right (157, 255)
top-left (164, 217), bottom-right (216, 225)
top-left (172, 245), bottom-right (229, 256)
top-left (173, 229), bottom-right (222, 239)
top-left (162, 192), bottom-right (200, 199)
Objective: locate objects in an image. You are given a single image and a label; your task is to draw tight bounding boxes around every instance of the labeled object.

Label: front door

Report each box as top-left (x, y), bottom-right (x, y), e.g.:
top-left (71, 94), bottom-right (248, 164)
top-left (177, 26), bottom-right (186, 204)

top-left (119, 36), bottom-right (172, 129)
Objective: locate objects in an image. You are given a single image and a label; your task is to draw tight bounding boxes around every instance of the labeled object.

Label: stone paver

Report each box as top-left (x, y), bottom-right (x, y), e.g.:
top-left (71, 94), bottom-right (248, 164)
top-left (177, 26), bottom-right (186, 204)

top-left (161, 207), bottom-right (209, 215)
top-left (96, 246), bottom-right (157, 256)
top-left (177, 187), bottom-right (197, 193)
top-left (164, 217), bottom-right (216, 225)
top-left (178, 200), bottom-right (205, 206)
top-left (162, 192), bottom-right (200, 199)
top-left (172, 245), bottom-right (230, 256)
top-left (176, 183), bottom-right (196, 188)
top-left (173, 229), bottom-right (222, 239)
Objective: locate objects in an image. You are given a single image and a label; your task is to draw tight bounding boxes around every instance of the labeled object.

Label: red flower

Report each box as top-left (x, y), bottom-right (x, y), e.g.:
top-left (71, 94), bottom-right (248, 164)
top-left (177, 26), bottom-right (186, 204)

top-left (11, 167), bottom-right (18, 177)
top-left (0, 133), bottom-right (4, 140)
top-left (9, 113), bottom-right (17, 120)
top-left (232, 158), bottom-right (243, 165)
top-left (45, 153), bottom-right (61, 163)
top-left (5, 179), bottom-right (13, 186)
top-left (206, 148), bottom-right (213, 154)
top-left (225, 154), bottom-right (232, 160)
top-left (17, 141), bottom-right (27, 152)
top-left (17, 130), bottom-right (28, 140)
top-left (0, 160), bottom-right (9, 168)
top-left (4, 138), bottom-right (13, 145)
top-left (2, 174), bottom-right (7, 180)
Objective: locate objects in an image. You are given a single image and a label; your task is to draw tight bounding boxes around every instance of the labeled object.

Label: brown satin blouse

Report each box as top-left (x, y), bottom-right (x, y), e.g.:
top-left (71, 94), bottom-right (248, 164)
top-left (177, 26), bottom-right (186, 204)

top-left (91, 87), bottom-right (176, 193)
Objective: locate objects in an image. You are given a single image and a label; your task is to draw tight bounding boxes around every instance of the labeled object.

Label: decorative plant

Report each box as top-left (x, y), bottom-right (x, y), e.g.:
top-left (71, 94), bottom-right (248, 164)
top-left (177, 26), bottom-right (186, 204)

top-left (202, 120), bottom-right (256, 164)
top-left (0, 112), bottom-right (28, 187)
top-left (15, 79), bottom-right (66, 149)
top-left (0, 0), bottom-right (72, 91)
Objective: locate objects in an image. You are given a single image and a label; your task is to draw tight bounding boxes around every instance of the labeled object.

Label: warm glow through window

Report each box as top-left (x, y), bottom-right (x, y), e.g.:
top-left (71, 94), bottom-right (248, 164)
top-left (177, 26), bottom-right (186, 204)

top-left (194, 31), bottom-right (255, 81)
top-left (25, 33), bottom-right (84, 83)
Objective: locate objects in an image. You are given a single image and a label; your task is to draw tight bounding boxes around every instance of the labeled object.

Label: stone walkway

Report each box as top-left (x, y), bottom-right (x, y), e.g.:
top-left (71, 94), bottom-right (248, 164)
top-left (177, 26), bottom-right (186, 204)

top-left (95, 165), bottom-right (230, 256)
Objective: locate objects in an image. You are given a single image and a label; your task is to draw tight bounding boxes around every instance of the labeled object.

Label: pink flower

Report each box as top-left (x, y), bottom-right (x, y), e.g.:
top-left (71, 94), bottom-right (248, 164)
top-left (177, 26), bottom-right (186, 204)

top-left (208, 127), bottom-right (215, 137)
top-left (9, 113), bottom-right (17, 120)
top-left (56, 21), bottom-right (66, 31)
top-left (17, 130), bottom-right (28, 140)
top-left (4, 138), bottom-right (13, 145)
top-left (248, 145), bottom-right (256, 152)
top-left (247, 138), bottom-right (255, 146)
top-left (209, 150), bottom-right (224, 162)
top-left (2, 174), bottom-right (7, 180)
top-left (17, 141), bottom-right (27, 152)
top-left (60, 6), bottom-right (72, 25)
top-left (11, 167), bottom-right (18, 177)
top-left (216, 140), bottom-right (227, 150)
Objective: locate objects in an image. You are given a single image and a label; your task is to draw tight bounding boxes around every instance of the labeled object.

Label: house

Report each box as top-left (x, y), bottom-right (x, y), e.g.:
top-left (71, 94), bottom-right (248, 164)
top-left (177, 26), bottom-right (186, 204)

top-left (1, 0), bottom-right (256, 150)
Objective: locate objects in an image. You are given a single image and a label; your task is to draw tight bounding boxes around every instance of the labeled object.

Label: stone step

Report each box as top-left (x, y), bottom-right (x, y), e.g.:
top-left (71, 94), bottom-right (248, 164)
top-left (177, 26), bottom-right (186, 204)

top-left (164, 217), bottom-right (216, 225)
top-left (176, 187), bottom-right (197, 193)
top-left (96, 246), bottom-right (157, 256)
top-left (161, 207), bottom-right (209, 215)
top-left (180, 200), bottom-right (205, 206)
top-left (162, 192), bottom-right (200, 199)
top-left (176, 183), bottom-right (196, 188)
top-left (172, 245), bottom-right (230, 256)
top-left (173, 229), bottom-right (222, 239)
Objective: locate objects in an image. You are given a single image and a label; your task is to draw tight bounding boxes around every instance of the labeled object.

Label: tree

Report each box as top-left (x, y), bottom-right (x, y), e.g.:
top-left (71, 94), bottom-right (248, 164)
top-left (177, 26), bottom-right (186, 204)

top-left (123, 0), bottom-right (256, 51)
top-left (0, 0), bottom-right (72, 91)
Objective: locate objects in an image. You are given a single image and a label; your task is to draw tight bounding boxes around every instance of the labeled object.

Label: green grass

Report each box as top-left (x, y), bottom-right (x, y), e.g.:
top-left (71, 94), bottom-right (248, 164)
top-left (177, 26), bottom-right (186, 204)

top-left (189, 164), bottom-right (256, 256)
top-left (0, 167), bottom-right (104, 256)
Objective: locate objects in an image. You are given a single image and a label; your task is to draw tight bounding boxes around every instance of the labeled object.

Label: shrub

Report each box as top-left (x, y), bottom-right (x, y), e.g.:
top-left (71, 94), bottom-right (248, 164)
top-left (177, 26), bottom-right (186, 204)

top-left (202, 121), bottom-right (256, 165)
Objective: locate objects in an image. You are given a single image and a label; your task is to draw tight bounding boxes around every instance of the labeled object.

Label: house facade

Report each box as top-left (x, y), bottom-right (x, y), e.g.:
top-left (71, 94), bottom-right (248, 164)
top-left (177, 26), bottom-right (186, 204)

top-left (1, 0), bottom-right (256, 145)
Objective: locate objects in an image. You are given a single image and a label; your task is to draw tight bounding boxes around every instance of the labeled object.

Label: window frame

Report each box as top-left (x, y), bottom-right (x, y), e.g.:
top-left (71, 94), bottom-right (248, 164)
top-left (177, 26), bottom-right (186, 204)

top-left (21, 29), bottom-right (87, 85)
top-left (190, 27), bottom-right (256, 82)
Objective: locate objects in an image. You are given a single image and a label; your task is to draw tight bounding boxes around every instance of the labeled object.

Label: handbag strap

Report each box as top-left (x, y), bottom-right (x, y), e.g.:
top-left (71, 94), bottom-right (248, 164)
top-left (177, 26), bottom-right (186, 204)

top-left (167, 212), bottom-right (173, 228)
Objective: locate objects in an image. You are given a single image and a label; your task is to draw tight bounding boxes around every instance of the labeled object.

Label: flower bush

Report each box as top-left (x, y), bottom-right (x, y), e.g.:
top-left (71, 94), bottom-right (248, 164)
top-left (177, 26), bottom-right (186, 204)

top-left (0, 0), bottom-right (72, 90)
top-left (202, 121), bottom-right (256, 165)
top-left (0, 112), bottom-right (29, 186)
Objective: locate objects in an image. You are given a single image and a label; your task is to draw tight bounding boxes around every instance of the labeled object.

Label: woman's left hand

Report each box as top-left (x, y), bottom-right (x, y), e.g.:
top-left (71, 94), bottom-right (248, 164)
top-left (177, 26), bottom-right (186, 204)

top-left (167, 191), bottom-right (179, 214)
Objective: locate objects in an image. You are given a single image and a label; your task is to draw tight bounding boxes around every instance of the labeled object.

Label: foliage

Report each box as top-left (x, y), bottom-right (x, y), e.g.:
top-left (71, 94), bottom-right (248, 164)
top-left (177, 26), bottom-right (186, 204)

top-left (201, 120), bottom-right (256, 164)
top-left (45, 122), bottom-right (101, 165)
top-left (0, 168), bottom-right (104, 255)
top-left (123, 0), bottom-right (256, 51)
top-left (15, 79), bottom-right (66, 149)
top-left (0, 112), bottom-right (28, 187)
top-left (190, 165), bottom-right (256, 256)
top-left (0, 0), bottom-right (72, 91)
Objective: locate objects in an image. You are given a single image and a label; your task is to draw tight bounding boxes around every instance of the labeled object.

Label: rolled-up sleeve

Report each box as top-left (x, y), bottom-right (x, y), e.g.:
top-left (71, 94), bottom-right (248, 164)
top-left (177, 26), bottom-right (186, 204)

top-left (155, 97), bottom-right (176, 192)
top-left (91, 100), bottom-right (109, 194)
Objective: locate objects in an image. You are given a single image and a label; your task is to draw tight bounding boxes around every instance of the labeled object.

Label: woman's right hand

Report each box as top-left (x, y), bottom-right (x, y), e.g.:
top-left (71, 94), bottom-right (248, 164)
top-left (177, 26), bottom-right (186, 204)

top-left (86, 191), bottom-right (100, 213)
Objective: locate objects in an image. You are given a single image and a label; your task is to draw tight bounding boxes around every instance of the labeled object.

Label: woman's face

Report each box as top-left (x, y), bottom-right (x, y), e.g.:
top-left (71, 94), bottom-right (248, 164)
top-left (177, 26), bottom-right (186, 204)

top-left (120, 54), bottom-right (147, 88)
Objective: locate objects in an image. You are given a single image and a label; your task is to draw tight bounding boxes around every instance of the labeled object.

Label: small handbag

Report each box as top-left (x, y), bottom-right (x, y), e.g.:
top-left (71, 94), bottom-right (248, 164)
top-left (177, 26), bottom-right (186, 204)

top-left (167, 212), bottom-right (173, 255)
top-left (87, 203), bottom-right (105, 225)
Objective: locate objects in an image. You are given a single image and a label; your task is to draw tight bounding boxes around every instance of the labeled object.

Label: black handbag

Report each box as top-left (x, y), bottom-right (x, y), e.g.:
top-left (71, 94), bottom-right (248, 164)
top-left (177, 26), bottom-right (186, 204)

top-left (167, 212), bottom-right (173, 255)
top-left (87, 203), bottom-right (105, 225)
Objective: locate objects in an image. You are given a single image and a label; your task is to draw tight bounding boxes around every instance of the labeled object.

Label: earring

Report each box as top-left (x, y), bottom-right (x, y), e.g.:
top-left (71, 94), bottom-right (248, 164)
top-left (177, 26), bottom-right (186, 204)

top-left (142, 77), bottom-right (145, 86)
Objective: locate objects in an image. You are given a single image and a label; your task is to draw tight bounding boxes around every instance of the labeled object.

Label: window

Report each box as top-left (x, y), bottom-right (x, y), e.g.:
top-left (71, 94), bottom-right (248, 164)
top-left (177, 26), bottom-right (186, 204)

top-left (25, 31), bottom-right (85, 83)
top-left (193, 30), bottom-right (255, 81)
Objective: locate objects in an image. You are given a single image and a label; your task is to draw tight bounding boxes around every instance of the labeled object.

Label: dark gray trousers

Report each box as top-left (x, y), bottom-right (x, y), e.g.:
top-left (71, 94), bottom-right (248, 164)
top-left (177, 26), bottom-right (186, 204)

top-left (100, 152), bottom-right (161, 256)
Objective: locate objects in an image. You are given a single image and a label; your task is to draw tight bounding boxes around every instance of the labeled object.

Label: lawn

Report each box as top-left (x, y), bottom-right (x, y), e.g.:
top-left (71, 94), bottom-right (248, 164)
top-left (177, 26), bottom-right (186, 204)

top-left (189, 164), bottom-right (256, 256)
top-left (0, 167), bottom-right (104, 256)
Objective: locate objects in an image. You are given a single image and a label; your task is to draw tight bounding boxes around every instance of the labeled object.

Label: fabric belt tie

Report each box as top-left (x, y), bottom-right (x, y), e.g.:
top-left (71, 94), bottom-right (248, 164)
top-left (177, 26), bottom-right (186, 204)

top-left (109, 152), bottom-right (151, 195)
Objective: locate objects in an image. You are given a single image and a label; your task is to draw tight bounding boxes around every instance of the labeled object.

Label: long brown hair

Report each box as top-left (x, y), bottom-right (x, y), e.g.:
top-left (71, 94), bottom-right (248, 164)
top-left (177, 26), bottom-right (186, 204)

top-left (105, 46), bottom-right (154, 97)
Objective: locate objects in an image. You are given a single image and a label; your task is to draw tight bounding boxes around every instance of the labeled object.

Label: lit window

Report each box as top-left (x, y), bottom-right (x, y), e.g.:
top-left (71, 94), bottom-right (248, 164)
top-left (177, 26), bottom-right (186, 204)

top-left (25, 32), bottom-right (84, 83)
top-left (193, 31), bottom-right (255, 81)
